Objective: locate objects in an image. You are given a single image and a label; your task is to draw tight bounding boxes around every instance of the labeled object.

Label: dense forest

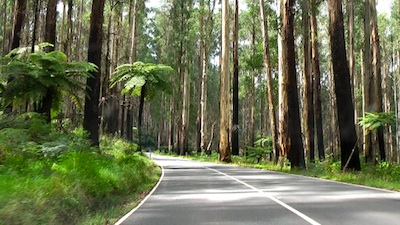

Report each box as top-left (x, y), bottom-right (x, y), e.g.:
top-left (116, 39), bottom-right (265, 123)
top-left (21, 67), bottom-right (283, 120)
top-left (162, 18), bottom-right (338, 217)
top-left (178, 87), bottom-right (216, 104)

top-left (0, 0), bottom-right (399, 171)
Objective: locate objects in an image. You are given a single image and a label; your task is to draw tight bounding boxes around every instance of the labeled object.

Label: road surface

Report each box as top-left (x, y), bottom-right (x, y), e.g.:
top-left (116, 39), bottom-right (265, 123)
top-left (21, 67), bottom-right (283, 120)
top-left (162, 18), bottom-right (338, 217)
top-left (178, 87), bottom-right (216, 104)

top-left (116, 155), bottom-right (400, 225)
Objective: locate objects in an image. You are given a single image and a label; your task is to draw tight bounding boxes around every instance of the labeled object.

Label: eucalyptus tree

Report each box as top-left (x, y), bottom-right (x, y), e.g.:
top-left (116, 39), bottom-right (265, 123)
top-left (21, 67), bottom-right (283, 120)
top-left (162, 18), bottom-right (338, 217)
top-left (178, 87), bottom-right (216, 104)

top-left (232, 0), bottom-right (239, 156)
top-left (301, 0), bottom-right (314, 162)
top-left (111, 62), bottom-right (173, 152)
top-left (370, 0), bottom-right (385, 161)
top-left (327, 0), bottom-right (361, 171)
top-left (279, 0), bottom-right (305, 168)
top-left (310, 0), bottom-right (324, 161)
top-left (219, 0), bottom-right (231, 162)
top-left (83, 0), bottom-right (106, 147)
top-left (260, 0), bottom-right (279, 162)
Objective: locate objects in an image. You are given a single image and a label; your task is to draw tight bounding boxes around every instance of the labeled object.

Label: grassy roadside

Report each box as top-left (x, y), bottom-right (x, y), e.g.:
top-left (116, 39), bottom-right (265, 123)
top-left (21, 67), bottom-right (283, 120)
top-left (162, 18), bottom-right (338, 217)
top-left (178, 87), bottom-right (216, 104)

top-left (0, 114), bottom-right (160, 225)
top-left (155, 151), bottom-right (400, 192)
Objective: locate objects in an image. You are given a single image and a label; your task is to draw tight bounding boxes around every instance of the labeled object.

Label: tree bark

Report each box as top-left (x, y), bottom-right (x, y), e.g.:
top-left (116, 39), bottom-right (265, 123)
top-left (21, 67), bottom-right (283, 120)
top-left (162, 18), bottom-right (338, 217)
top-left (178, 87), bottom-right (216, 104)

top-left (327, 0), bottom-right (361, 171)
top-left (11, 0), bottom-right (26, 50)
top-left (302, 0), bottom-right (314, 162)
top-left (219, 0), bottom-right (231, 162)
top-left (83, 0), bottom-right (106, 147)
top-left (310, 0), bottom-right (324, 161)
top-left (138, 84), bottom-right (146, 152)
top-left (260, 0), bottom-right (279, 162)
top-left (280, 0), bottom-right (305, 169)
top-left (232, 0), bottom-right (239, 156)
top-left (363, 0), bottom-right (374, 164)
top-left (370, 0), bottom-right (385, 161)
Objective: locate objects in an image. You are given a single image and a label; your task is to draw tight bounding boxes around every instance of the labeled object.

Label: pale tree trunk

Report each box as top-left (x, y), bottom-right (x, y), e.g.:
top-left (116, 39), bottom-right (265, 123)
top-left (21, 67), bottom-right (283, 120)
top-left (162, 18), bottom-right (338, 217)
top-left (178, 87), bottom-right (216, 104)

top-left (302, 0), bottom-right (314, 162)
top-left (382, 39), bottom-right (394, 161)
top-left (327, 0), bottom-right (361, 171)
top-left (310, 0), bottom-right (324, 161)
top-left (370, 0), bottom-right (385, 161)
top-left (169, 85), bottom-right (175, 152)
top-left (277, 0), bottom-right (285, 159)
top-left (250, 17), bottom-right (256, 147)
top-left (219, 0), bottom-right (231, 162)
top-left (329, 61), bottom-right (340, 159)
top-left (181, 66), bottom-right (190, 154)
top-left (280, 0), bottom-right (305, 169)
top-left (127, 0), bottom-right (140, 143)
top-left (1, 0), bottom-right (7, 55)
top-left (75, 0), bottom-right (84, 61)
top-left (260, 0), bottom-right (279, 162)
top-left (232, 0), bottom-right (239, 155)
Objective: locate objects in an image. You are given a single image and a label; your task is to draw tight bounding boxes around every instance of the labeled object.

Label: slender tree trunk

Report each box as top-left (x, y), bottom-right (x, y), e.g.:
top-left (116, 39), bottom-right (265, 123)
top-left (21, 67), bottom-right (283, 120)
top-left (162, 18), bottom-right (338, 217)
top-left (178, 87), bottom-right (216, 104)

top-left (169, 90), bottom-right (175, 152)
top-left (260, 0), bottom-right (279, 162)
top-left (181, 67), bottom-right (190, 154)
top-left (370, 0), bottom-right (385, 161)
top-left (363, 0), bottom-right (374, 164)
top-left (310, 0), bottom-right (324, 161)
top-left (83, 0), bottom-right (106, 147)
top-left (39, 0), bottom-right (58, 123)
top-left (75, 0), bottom-right (84, 61)
top-left (327, 0), bottom-right (361, 171)
top-left (302, 0), bottom-right (314, 162)
top-left (1, 0), bottom-right (7, 55)
top-left (219, 0), bottom-right (231, 162)
top-left (232, 0), bottom-right (239, 155)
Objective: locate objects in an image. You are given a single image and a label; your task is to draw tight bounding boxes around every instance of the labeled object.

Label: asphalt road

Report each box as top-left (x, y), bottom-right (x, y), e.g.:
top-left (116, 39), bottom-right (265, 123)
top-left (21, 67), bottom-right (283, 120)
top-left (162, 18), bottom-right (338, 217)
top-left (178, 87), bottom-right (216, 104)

top-left (116, 154), bottom-right (400, 225)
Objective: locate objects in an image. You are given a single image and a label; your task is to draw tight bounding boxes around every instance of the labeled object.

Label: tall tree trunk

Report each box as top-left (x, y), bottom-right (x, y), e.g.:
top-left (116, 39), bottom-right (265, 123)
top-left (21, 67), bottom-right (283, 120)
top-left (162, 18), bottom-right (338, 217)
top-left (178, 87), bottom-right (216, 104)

top-left (66, 0), bottom-right (73, 59)
top-left (302, 0), bottom-right (314, 162)
top-left (370, 0), bottom-right (385, 161)
top-left (260, 0), bottom-right (279, 162)
top-left (83, 0), bottom-right (106, 147)
top-left (169, 90), bottom-right (175, 152)
top-left (75, 0), bottom-right (84, 61)
top-left (310, 0), bottom-right (325, 161)
top-left (280, 0), bottom-right (305, 169)
top-left (232, 0), bottom-right (239, 155)
top-left (219, 0), bottom-right (231, 162)
top-left (181, 67), bottom-right (190, 154)
top-left (39, 0), bottom-right (58, 123)
top-left (363, 0), bottom-right (374, 164)
top-left (327, 0), bottom-right (361, 171)
top-left (1, 0), bottom-right (7, 55)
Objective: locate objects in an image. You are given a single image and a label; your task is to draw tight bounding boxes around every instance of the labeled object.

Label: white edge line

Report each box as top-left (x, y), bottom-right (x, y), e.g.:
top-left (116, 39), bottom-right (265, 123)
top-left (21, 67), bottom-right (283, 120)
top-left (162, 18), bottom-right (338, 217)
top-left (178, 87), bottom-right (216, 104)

top-left (114, 164), bottom-right (165, 225)
top-left (207, 167), bottom-right (321, 225)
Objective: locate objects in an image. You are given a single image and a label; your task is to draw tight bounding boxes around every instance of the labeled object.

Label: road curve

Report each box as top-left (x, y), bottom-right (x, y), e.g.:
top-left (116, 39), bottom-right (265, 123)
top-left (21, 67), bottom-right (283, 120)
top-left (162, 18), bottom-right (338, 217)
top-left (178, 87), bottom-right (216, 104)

top-left (116, 154), bottom-right (400, 225)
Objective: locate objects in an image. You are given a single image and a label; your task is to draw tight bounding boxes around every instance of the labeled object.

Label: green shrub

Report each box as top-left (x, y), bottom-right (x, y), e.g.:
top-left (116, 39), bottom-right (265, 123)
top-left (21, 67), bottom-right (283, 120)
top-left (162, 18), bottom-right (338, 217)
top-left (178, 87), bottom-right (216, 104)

top-left (245, 136), bottom-right (273, 163)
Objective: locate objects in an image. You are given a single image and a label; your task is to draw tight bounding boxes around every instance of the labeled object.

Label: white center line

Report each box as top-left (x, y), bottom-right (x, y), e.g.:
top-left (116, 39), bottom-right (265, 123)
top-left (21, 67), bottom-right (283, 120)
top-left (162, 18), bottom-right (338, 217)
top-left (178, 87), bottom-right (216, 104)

top-left (207, 167), bottom-right (321, 225)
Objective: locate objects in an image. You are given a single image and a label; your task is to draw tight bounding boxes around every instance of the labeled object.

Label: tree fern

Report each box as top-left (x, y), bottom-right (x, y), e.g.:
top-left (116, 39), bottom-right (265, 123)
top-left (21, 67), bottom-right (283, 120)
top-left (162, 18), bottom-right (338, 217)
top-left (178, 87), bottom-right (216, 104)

top-left (358, 112), bottom-right (396, 134)
top-left (0, 43), bottom-right (97, 121)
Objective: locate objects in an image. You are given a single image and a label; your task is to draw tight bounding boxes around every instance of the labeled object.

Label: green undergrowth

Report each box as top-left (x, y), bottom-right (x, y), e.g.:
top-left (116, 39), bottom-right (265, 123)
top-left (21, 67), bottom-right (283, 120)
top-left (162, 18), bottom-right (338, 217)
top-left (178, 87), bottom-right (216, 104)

top-left (0, 113), bottom-right (160, 225)
top-left (155, 150), bottom-right (400, 191)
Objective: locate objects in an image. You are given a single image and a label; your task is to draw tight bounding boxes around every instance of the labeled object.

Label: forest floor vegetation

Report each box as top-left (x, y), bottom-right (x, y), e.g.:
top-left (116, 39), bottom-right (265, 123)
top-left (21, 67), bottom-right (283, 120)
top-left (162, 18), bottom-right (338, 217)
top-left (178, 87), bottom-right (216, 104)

top-left (0, 113), bottom-right (160, 225)
top-left (155, 150), bottom-right (400, 192)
